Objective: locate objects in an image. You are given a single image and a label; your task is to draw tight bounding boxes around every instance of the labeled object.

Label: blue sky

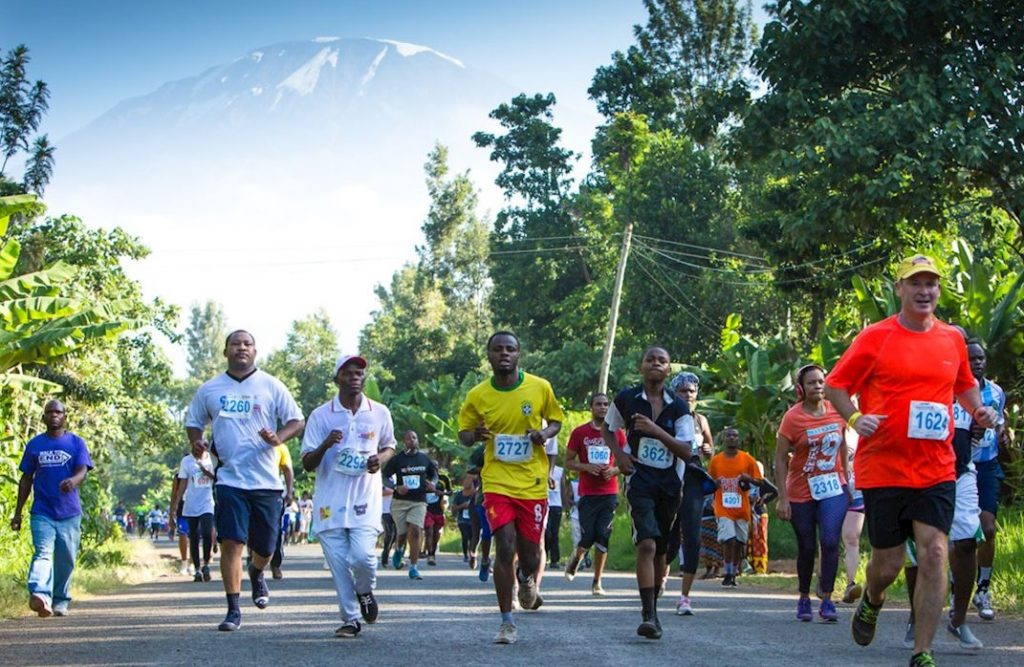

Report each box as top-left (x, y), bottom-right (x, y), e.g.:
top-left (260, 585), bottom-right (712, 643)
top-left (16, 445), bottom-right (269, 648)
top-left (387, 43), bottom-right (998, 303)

top-left (3, 0), bottom-right (655, 139)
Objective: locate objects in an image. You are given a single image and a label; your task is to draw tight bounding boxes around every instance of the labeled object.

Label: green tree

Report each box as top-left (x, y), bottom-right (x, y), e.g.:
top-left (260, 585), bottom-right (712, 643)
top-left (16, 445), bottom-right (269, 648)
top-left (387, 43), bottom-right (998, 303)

top-left (740, 0), bottom-right (1024, 269)
top-left (0, 46), bottom-right (53, 196)
top-left (361, 145), bottom-right (492, 389)
top-left (184, 300), bottom-right (227, 381)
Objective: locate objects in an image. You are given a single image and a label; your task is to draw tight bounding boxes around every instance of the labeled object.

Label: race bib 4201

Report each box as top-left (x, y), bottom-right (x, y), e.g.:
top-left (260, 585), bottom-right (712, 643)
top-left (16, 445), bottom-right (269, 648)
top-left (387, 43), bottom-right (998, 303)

top-left (636, 437), bottom-right (672, 469)
top-left (494, 434), bottom-right (532, 463)
top-left (908, 401), bottom-right (949, 441)
top-left (722, 491), bottom-right (742, 509)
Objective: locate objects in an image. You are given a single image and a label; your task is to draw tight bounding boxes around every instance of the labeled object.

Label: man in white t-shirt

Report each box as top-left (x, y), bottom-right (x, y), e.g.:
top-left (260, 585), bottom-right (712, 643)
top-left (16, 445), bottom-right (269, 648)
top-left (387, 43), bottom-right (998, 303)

top-left (185, 330), bottom-right (304, 632)
top-left (301, 354), bottom-right (396, 639)
top-left (170, 442), bottom-right (217, 582)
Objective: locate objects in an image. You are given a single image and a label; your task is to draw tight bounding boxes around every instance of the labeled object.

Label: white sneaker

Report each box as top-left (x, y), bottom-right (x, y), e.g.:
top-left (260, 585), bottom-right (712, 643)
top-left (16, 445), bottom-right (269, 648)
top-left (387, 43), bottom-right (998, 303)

top-left (973, 588), bottom-right (996, 621)
top-left (493, 622), bottom-right (518, 644)
top-left (676, 596), bottom-right (694, 616)
top-left (947, 623), bottom-right (983, 651)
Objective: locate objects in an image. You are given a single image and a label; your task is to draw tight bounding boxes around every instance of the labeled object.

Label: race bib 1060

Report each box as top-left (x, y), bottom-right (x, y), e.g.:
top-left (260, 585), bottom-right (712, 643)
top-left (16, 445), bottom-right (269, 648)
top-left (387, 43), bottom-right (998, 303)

top-left (334, 448), bottom-right (369, 476)
top-left (218, 393), bottom-right (254, 419)
top-left (809, 472), bottom-right (843, 501)
top-left (636, 437), bottom-right (672, 469)
top-left (494, 434), bottom-right (532, 463)
top-left (908, 401), bottom-right (949, 441)
top-left (587, 444), bottom-right (611, 466)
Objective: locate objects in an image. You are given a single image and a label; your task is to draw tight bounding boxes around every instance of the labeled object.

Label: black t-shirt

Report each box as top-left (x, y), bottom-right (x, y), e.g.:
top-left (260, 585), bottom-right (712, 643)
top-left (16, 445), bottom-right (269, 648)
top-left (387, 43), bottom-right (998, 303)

top-left (427, 472), bottom-right (451, 515)
top-left (611, 384), bottom-right (693, 495)
top-left (382, 450), bottom-right (437, 503)
top-left (952, 426), bottom-right (972, 478)
top-left (452, 490), bottom-right (473, 523)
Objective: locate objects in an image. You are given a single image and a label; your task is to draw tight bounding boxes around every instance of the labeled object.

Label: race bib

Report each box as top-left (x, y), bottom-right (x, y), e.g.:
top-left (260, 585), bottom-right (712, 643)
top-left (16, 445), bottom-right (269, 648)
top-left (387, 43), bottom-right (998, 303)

top-left (587, 444), bottom-right (611, 466)
top-left (426, 492), bottom-right (439, 504)
top-left (461, 509), bottom-right (470, 520)
top-left (333, 448), bottom-right (369, 476)
top-left (636, 437), bottom-right (672, 469)
top-left (722, 491), bottom-right (742, 508)
top-left (908, 401), bottom-right (949, 440)
top-left (809, 472), bottom-right (843, 501)
top-left (193, 470), bottom-right (212, 487)
top-left (218, 393), bottom-right (253, 419)
top-left (951, 402), bottom-right (972, 430)
top-left (402, 475), bottom-right (421, 490)
top-left (494, 434), bottom-right (532, 463)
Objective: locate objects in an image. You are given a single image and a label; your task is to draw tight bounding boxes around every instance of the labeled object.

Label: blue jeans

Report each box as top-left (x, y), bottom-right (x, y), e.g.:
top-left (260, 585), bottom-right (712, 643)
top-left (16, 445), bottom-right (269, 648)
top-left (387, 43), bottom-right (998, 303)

top-left (28, 514), bottom-right (82, 610)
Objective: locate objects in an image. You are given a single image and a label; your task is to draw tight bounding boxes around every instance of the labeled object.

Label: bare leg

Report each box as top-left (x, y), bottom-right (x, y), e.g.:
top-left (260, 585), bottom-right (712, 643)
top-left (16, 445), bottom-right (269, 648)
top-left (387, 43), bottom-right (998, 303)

top-left (909, 522), bottom-right (949, 654)
top-left (493, 523), bottom-right (517, 613)
top-left (949, 539), bottom-right (976, 627)
top-left (842, 511), bottom-right (864, 582)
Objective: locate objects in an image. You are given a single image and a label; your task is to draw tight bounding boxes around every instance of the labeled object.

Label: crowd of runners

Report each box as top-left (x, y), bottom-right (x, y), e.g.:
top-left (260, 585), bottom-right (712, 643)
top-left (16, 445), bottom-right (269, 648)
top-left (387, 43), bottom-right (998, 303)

top-left (10, 254), bottom-right (1016, 666)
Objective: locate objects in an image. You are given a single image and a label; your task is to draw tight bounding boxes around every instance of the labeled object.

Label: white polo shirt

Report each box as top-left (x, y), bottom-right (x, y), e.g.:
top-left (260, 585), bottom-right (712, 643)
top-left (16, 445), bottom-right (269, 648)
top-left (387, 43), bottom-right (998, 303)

top-left (177, 452), bottom-right (216, 517)
top-left (301, 394), bottom-right (397, 534)
top-left (185, 369), bottom-right (303, 491)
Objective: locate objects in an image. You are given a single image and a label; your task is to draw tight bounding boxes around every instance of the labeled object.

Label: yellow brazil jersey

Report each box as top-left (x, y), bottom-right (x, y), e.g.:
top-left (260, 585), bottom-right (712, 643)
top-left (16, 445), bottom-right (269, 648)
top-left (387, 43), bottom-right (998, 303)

top-left (458, 371), bottom-right (565, 500)
top-left (275, 444), bottom-right (293, 470)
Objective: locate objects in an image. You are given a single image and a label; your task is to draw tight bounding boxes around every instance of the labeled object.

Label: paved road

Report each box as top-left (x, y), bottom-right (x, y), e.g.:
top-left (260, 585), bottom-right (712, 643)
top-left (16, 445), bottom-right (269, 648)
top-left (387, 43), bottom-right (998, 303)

top-left (1, 541), bottom-right (1021, 666)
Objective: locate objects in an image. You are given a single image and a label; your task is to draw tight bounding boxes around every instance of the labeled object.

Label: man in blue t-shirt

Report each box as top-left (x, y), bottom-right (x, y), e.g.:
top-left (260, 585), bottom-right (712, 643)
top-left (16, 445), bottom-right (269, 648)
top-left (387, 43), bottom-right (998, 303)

top-left (10, 400), bottom-right (94, 617)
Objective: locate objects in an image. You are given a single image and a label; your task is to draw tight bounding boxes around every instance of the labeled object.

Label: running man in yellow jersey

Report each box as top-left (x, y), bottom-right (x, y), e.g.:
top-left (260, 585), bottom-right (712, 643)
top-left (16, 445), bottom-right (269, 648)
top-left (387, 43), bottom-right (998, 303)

top-left (458, 331), bottom-right (564, 645)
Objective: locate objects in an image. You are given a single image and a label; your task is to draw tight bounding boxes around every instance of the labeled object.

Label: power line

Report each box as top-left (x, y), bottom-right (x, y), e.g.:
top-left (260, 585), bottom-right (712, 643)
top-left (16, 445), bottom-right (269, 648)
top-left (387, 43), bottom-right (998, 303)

top-left (631, 247), bottom-right (723, 336)
top-left (631, 233), bottom-right (770, 264)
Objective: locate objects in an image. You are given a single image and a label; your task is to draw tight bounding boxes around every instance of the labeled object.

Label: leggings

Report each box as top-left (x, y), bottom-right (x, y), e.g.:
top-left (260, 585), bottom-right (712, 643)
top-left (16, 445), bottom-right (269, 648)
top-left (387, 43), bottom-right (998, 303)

top-left (668, 471), bottom-right (707, 574)
top-left (381, 513), bottom-right (397, 561)
top-left (790, 491), bottom-right (849, 595)
top-left (186, 513), bottom-right (214, 569)
top-left (545, 507), bottom-right (562, 564)
top-left (457, 522), bottom-right (472, 557)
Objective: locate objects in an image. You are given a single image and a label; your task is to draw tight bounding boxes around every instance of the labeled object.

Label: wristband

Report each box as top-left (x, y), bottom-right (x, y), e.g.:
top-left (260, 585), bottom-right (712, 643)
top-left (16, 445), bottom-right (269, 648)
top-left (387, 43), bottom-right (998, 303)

top-left (847, 411), bottom-right (863, 428)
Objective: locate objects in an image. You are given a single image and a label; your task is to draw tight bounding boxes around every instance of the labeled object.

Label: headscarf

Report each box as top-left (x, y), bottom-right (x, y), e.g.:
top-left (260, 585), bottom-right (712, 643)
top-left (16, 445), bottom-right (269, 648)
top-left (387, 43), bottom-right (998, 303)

top-left (670, 371), bottom-right (700, 394)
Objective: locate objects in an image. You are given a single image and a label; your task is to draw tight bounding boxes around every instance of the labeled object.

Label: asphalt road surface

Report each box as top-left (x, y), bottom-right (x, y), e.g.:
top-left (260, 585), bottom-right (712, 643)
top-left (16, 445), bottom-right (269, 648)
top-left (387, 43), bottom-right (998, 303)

top-left (1, 541), bottom-right (1021, 666)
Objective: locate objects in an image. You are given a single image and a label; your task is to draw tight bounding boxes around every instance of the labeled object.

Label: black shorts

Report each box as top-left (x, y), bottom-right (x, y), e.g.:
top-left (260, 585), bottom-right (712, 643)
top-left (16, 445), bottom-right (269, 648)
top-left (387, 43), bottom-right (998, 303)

top-left (626, 484), bottom-right (680, 555)
top-left (975, 459), bottom-right (1005, 516)
top-left (215, 485), bottom-right (283, 557)
top-left (862, 482), bottom-right (955, 549)
top-left (578, 494), bottom-right (618, 551)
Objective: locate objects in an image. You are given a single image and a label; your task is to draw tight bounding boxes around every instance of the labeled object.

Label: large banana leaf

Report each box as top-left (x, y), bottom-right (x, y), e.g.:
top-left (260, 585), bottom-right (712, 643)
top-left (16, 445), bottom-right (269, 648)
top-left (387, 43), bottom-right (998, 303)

top-left (0, 296), bottom-right (80, 327)
top-left (0, 238), bottom-right (18, 281)
top-left (0, 261), bottom-right (76, 300)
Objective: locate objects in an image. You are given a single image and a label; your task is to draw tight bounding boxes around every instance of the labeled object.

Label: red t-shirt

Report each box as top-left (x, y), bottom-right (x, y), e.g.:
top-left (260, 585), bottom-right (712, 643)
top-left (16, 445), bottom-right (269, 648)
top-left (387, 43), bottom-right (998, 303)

top-left (708, 450), bottom-right (762, 521)
top-left (777, 401), bottom-right (848, 503)
top-left (826, 315), bottom-right (976, 490)
top-left (567, 422), bottom-right (625, 496)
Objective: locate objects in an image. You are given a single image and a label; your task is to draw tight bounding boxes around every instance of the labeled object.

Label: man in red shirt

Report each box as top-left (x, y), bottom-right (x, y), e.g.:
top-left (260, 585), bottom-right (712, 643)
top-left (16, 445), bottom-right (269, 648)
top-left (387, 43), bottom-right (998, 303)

top-left (563, 393), bottom-right (625, 595)
top-left (825, 254), bottom-right (997, 667)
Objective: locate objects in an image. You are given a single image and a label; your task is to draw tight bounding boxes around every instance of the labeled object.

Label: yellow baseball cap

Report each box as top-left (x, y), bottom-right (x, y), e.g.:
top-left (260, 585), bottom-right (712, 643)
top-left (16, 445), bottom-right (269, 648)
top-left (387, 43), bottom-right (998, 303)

top-left (895, 254), bottom-right (942, 281)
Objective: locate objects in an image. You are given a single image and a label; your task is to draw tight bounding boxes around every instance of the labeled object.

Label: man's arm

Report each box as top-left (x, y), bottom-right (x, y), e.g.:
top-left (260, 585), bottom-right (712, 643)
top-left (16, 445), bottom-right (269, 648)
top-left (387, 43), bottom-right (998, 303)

top-left (630, 413), bottom-right (692, 459)
top-left (169, 474), bottom-right (188, 523)
top-left (10, 472), bottom-right (34, 531)
top-left (955, 386), bottom-right (997, 429)
top-left (824, 386), bottom-right (888, 437)
top-left (281, 463), bottom-right (294, 503)
top-left (301, 425), bottom-right (341, 472)
top-left (58, 464), bottom-right (89, 494)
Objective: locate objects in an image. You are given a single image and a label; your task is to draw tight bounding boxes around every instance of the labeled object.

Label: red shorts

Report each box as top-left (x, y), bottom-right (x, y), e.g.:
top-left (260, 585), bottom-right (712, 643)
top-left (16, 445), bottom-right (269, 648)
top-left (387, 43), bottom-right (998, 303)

top-left (424, 512), bottom-right (446, 530)
top-left (483, 493), bottom-right (547, 544)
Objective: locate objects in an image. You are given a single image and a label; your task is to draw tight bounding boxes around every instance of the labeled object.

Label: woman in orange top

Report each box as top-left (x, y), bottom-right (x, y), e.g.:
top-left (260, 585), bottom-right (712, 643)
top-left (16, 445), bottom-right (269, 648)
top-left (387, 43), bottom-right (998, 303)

top-left (774, 365), bottom-right (850, 623)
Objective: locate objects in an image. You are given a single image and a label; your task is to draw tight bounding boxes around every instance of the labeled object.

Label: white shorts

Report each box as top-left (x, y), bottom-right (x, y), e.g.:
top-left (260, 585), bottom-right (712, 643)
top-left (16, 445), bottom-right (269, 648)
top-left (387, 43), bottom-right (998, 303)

top-left (950, 468), bottom-right (982, 542)
top-left (717, 517), bottom-right (749, 543)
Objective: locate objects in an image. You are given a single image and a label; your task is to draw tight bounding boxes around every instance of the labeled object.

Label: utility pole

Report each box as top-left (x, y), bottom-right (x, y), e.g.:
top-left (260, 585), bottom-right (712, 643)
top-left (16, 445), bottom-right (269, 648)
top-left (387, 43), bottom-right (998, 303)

top-left (598, 222), bottom-right (633, 393)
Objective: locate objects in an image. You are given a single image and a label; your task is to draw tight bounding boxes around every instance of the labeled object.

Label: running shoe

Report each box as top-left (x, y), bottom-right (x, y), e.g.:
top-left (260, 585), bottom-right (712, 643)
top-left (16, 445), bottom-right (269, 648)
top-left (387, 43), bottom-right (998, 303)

top-left (676, 595), bottom-right (693, 616)
top-left (469, 554), bottom-right (477, 569)
top-left (463, 554), bottom-right (469, 563)
top-left (409, 565), bottom-right (423, 580)
top-left (796, 597), bottom-right (813, 622)
top-left (379, 556), bottom-right (388, 569)
top-left (530, 594), bottom-right (544, 610)
top-left (973, 588), bottom-right (995, 621)
top-left (249, 565), bottom-right (270, 609)
top-left (202, 564), bottom-right (211, 582)
top-left (391, 549), bottom-right (404, 569)
top-left (516, 568), bottom-right (539, 610)
top-left (218, 609), bottom-right (241, 632)
top-left (271, 565), bottom-right (283, 580)
top-left (909, 651), bottom-right (936, 667)
top-left (565, 555), bottom-right (580, 582)
top-left (335, 620), bottom-right (361, 638)
top-left (29, 593), bottom-right (52, 618)
top-left (947, 623), bottom-right (983, 651)
top-left (194, 571), bottom-right (204, 583)
top-left (902, 620), bottom-right (915, 649)
top-left (851, 591), bottom-right (883, 646)
top-left (427, 556), bottom-right (437, 566)
top-left (582, 554), bottom-right (592, 570)
top-left (178, 563), bottom-right (190, 576)
top-left (358, 591), bottom-right (379, 624)
top-left (52, 605), bottom-right (68, 617)
top-left (637, 613), bottom-right (662, 640)
top-left (842, 581), bottom-right (863, 604)
top-left (819, 598), bottom-right (838, 623)
top-left (549, 562), bottom-right (561, 570)
top-left (593, 581), bottom-right (606, 597)
top-left (479, 559), bottom-right (490, 582)
top-left (493, 622), bottom-right (518, 644)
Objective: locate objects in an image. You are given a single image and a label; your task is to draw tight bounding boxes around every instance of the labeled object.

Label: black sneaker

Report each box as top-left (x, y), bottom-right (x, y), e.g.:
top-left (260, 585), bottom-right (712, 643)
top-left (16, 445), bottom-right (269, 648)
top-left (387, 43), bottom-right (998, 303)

top-left (358, 591), bottom-right (378, 624)
top-left (202, 565), bottom-right (211, 582)
top-left (909, 651), bottom-right (936, 667)
top-left (852, 591), bottom-right (884, 646)
top-left (193, 571), bottom-right (203, 582)
top-left (721, 573), bottom-right (736, 587)
top-left (637, 612), bottom-right (662, 640)
top-left (249, 565), bottom-right (269, 609)
top-left (564, 555), bottom-right (580, 582)
top-left (335, 620), bottom-right (361, 638)
top-left (218, 609), bottom-right (241, 631)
